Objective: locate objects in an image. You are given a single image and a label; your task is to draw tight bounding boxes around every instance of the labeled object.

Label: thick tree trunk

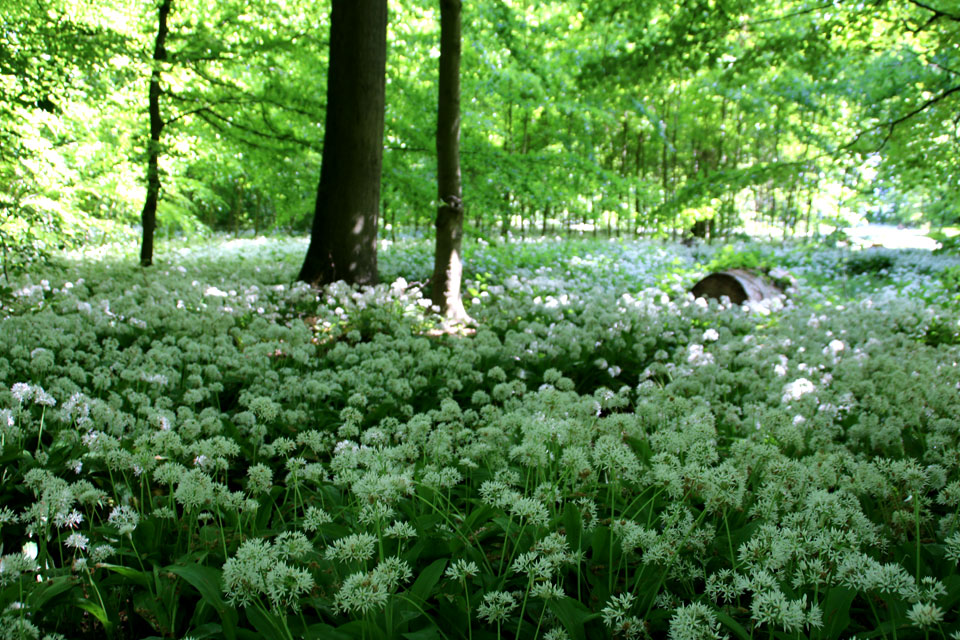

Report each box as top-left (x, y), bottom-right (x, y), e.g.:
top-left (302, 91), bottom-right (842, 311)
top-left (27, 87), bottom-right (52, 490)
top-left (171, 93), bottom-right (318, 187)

top-left (298, 0), bottom-right (387, 286)
top-left (139, 0), bottom-right (171, 267)
top-left (431, 0), bottom-right (469, 322)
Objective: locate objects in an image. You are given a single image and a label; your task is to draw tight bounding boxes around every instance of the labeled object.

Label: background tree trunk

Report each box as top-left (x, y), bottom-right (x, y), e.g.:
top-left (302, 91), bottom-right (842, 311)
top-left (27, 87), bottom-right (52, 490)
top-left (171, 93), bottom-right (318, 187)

top-left (139, 0), bottom-right (171, 267)
top-left (431, 0), bottom-right (468, 322)
top-left (298, 0), bottom-right (387, 286)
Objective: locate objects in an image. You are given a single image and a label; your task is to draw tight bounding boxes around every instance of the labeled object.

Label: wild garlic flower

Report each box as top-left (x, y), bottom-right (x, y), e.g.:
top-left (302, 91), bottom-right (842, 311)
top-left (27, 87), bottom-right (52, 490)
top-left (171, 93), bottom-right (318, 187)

top-left (750, 590), bottom-right (821, 633)
top-left (324, 533), bottom-right (377, 564)
top-left (53, 509), bottom-right (84, 529)
top-left (420, 465), bottom-right (463, 490)
top-left (384, 520), bottom-right (417, 540)
top-left (153, 506), bottom-right (176, 519)
top-left (531, 582), bottom-right (565, 600)
top-left (0, 616), bottom-right (41, 640)
top-left (668, 602), bottom-right (723, 640)
top-left (508, 496), bottom-right (549, 528)
top-left (333, 570), bottom-right (389, 615)
top-left (612, 519), bottom-right (658, 556)
top-left (274, 532), bottom-right (312, 560)
top-left (333, 558), bottom-right (411, 615)
top-left (479, 480), bottom-right (520, 511)
top-left (108, 505), bottom-right (139, 535)
top-left (601, 592), bottom-right (637, 628)
top-left (64, 532), bottom-right (89, 551)
top-left (303, 506), bottom-right (333, 532)
top-left (705, 569), bottom-right (742, 604)
top-left (543, 628), bottom-right (570, 640)
top-left (593, 434), bottom-right (642, 484)
top-left (264, 562), bottom-right (314, 612)
top-left (781, 378), bottom-right (815, 403)
top-left (445, 559), bottom-right (479, 581)
top-left (174, 468), bottom-right (216, 511)
top-left (11, 382), bottom-right (34, 403)
top-left (0, 551), bottom-right (40, 587)
top-left (89, 544), bottom-right (115, 563)
top-left (944, 532), bottom-right (960, 564)
top-left (358, 501), bottom-right (395, 526)
top-left (477, 590), bottom-right (518, 624)
top-left (906, 602), bottom-right (944, 629)
top-left (223, 537), bottom-right (313, 610)
top-left (246, 463), bottom-right (273, 495)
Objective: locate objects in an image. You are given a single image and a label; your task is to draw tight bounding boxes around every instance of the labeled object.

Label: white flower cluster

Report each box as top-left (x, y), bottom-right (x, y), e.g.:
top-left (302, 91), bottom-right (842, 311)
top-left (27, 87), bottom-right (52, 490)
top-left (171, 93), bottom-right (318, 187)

top-left (1, 236), bottom-right (959, 637)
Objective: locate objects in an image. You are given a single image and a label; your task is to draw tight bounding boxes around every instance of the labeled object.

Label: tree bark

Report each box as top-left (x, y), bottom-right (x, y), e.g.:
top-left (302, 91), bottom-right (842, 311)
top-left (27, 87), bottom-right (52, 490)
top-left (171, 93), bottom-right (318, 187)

top-left (431, 0), bottom-right (469, 322)
top-left (298, 0), bottom-right (387, 286)
top-left (139, 0), bottom-right (172, 267)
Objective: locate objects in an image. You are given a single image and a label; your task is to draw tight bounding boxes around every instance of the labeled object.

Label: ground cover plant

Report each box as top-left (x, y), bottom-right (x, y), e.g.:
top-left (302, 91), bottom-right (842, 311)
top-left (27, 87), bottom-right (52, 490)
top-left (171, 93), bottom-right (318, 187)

top-left (1, 236), bottom-right (960, 640)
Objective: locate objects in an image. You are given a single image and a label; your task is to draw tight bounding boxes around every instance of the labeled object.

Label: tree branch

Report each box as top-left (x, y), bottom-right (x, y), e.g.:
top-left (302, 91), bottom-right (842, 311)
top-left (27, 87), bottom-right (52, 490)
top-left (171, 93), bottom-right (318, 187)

top-left (845, 84), bottom-right (960, 151)
top-left (192, 106), bottom-right (320, 152)
top-left (904, 0), bottom-right (960, 23)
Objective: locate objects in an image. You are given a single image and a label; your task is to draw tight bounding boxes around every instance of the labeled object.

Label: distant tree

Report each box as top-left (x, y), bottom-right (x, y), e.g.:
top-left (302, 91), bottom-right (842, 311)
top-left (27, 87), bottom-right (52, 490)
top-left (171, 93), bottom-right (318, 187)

top-left (431, 0), bottom-right (469, 321)
top-left (140, 0), bottom-right (172, 267)
top-left (298, 0), bottom-right (388, 286)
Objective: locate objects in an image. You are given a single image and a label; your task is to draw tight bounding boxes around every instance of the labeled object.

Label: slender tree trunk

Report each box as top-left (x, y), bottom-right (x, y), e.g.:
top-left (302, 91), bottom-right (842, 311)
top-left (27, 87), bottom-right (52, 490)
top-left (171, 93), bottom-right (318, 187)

top-left (298, 0), bottom-right (387, 286)
top-left (501, 193), bottom-right (510, 237)
top-left (139, 0), bottom-right (172, 267)
top-left (389, 198), bottom-right (397, 242)
top-left (431, 0), bottom-right (468, 321)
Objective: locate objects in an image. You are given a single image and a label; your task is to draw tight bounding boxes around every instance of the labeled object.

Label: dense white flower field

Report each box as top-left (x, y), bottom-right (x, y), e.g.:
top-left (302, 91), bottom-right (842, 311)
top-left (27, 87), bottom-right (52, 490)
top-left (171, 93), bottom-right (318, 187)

top-left (1, 236), bottom-right (959, 640)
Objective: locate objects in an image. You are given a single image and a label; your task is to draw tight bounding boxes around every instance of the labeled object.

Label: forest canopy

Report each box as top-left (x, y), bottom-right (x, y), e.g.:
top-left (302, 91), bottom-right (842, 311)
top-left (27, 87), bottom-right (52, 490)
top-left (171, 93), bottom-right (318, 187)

top-left (1, 0), bottom-right (958, 272)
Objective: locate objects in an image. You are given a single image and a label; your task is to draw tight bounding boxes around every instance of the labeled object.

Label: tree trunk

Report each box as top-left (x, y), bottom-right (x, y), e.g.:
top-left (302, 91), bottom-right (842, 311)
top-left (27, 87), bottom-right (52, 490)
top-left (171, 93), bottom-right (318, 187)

top-left (431, 0), bottom-right (469, 322)
top-left (298, 0), bottom-right (387, 286)
top-left (139, 0), bottom-right (172, 267)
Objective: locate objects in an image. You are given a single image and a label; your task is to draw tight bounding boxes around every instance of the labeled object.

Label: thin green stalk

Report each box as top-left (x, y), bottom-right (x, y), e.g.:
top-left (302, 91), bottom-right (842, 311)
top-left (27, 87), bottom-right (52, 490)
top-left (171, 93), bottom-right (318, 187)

top-left (84, 563), bottom-right (110, 631)
top-left (532, 600), bottom-right (547, 640)
top-left (216, 506), bottom-right (229, 559)
top-left (396, 594), bottom-right (453, 640)
top-left (638, 505), bottom-right (708, 620)
top-left (866, 596), bottom-right (889, 640)
top-left (513, 577), bottom-right (532, 640)
top-left (36, 406), bottom-right (46, 451)
top-left (461, 577), bottom-right (473, 640)
top-left (914, 496), bottom-right (921, 583)
top-left (413, 489), bottom-right (493, 575)
top-left (504, 521), bottom-right (528, 577)
top-left (127, 535), bottom-right (156, 599)
top-left (497, 513), bottom-right (515, 577)
top-left (724, 510), bottom-right (737, 570)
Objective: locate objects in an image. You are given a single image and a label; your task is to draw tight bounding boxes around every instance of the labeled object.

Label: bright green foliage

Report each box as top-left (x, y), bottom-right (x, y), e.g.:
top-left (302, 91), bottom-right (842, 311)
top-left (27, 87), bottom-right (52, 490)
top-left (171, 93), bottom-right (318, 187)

top-left (1, 0), bottom-right (958, 260)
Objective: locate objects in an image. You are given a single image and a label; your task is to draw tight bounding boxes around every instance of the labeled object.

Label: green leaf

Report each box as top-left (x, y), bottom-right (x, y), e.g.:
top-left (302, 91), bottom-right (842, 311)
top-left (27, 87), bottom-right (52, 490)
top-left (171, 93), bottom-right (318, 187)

top-left (99, 563), bottom-right (150, 588)
top-left (815, 587), bottom-right (856, 640)
top-left (134, 589), bottom-right (172, 635)
top-left (402, 626), bottom-right (445, 640)
top-left (27, 575), bottom-right (77, 610)
top-left (245, 605), bottom-right (289, 640)
top-left (546, 596), bottom-right (599, 640)
top-left (714, 607), bottom-right (750, 640)
top-left (167, 563), bottom-right (238, 640)
top-left (302, 623), bottom-right (353, 640)
top-left (562, 502), bottom-right (585, 551)
top-left (407, 558), bottom-right (447, 606)
top-left (942, 575), bottom-right (960, 611)
top-left (74, 597), bottom-right (115, 637)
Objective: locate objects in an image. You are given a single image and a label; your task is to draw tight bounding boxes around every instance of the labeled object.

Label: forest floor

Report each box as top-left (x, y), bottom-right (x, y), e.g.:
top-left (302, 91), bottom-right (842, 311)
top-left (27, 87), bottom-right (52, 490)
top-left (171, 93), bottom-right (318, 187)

top-left (1, 236), bottom-right (959, 639)
top-left (843, 223), bottom-right (941, 250)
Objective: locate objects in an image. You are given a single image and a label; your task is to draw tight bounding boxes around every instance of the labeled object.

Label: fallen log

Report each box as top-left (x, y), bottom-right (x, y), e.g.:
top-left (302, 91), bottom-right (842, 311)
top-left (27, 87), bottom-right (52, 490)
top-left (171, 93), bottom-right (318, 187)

top-left (691, 269), bottom-right (782, 304)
